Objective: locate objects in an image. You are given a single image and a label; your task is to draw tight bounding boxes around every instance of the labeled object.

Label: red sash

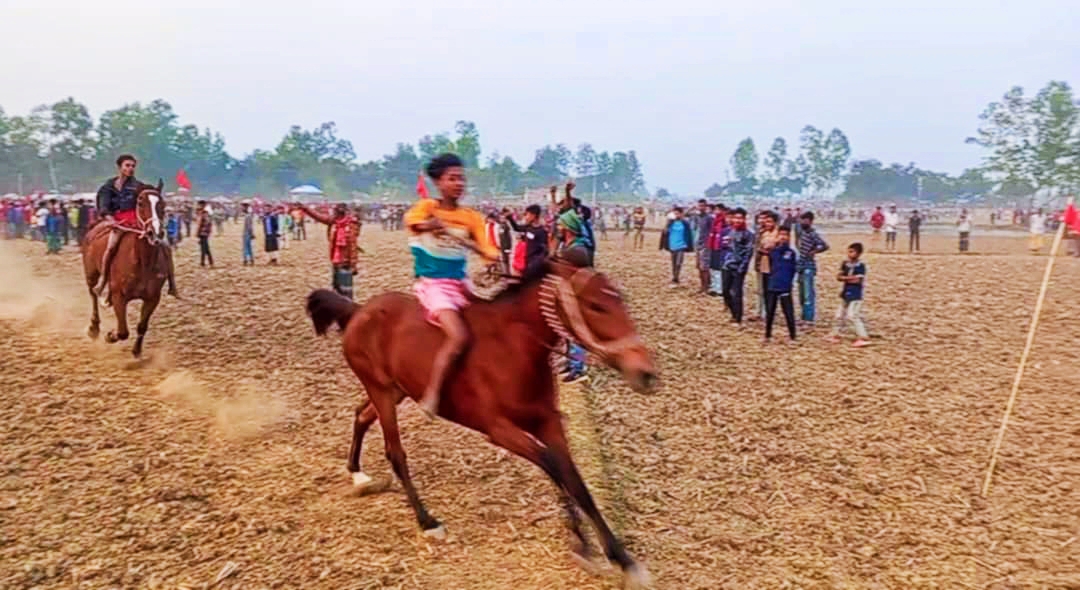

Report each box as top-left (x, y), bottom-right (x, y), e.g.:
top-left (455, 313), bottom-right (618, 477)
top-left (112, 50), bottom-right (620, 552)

top-left (114, 209), bottom-right (138, 227)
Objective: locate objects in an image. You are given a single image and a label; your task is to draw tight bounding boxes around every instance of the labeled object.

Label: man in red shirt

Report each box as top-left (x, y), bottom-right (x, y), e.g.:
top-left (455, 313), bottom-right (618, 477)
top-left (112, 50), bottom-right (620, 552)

top-left (869, 206), bottom-right (885, 248)
top-left (295, 202), bottom-right (361, 299)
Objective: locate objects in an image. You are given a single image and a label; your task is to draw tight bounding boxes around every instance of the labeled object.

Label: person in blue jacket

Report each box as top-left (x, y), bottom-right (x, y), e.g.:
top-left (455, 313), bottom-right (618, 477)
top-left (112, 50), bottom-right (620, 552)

top-left (659, 206), bottom-right (694, 287)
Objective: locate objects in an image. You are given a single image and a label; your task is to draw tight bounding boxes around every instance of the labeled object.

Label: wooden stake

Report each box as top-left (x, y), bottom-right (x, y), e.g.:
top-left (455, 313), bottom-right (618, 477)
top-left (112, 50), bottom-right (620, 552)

top-left (982, 197), bottom-right (1073, 497)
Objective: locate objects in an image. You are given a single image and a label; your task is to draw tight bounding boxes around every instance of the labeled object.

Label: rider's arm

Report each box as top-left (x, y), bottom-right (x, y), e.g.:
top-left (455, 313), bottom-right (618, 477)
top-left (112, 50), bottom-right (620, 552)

top-left (404, 199), bottom-right (441, 233)
top-left (96, 183), bottom-right (113, 219)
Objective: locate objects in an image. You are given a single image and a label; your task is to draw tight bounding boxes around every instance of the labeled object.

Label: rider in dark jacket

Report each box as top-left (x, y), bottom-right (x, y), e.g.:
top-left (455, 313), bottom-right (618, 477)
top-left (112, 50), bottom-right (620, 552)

top-left (94, 154), bottom-right (177, 299)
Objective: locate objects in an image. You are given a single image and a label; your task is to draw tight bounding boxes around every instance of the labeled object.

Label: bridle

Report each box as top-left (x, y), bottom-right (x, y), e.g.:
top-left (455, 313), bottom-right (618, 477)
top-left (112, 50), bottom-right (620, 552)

top-left (113, 191), bottom-right (163, 246)
top-left (538, 267), bottom-right (643, 363)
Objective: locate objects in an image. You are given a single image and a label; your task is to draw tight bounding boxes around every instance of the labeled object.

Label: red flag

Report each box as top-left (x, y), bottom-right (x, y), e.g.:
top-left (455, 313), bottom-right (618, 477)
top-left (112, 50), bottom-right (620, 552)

top-left (1064, 202), bottom-right (1080, 234)
top-left (176, 169), bottom-right (192, 190)
top-left (416, 172), bottom-right (429, 199)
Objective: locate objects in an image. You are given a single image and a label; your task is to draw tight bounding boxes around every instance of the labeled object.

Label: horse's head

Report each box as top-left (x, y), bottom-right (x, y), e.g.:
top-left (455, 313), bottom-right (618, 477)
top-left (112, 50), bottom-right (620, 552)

top-left (136, 179), bottom-right (166, 242)
top-left (544, 249), bottom-right (658, 393)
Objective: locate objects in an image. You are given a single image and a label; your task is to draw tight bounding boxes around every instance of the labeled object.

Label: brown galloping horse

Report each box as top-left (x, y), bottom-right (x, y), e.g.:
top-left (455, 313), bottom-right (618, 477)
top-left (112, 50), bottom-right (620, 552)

top-left (306, 250), bottom-right (657, 589)
top-left (81, 180), bottom-right (170, 358)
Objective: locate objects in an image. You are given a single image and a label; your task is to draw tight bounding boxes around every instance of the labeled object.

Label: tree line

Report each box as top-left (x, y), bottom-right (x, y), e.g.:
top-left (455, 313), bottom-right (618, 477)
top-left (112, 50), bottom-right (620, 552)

top-left (696, 80), bottom-right (1078, 204)
top-left (0, 99), bottom-right (647, 198)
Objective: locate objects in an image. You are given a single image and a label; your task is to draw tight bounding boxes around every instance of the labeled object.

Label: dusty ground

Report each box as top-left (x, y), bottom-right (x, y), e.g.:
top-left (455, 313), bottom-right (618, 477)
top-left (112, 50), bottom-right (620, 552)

top-left (1, 222), bottom-right (1077, 589)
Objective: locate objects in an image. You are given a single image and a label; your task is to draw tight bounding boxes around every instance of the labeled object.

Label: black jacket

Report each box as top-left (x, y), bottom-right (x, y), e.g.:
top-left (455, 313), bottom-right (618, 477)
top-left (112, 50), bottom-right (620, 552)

top-left (659, 218), bottom-right (694, 252)
top-left (508, 218), bottom-right (549, 268)
top-left (96, 176), bottom-right (140, 215)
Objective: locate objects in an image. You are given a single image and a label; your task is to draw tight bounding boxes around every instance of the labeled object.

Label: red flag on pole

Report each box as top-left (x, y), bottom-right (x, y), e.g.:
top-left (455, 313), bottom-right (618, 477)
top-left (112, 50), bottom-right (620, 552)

top-left (416, 172), bottom-right (429, 199)
top-left (1064, 201), bottom-right (1080, 234)
top-left (176, 169), bottom-right (192, 190)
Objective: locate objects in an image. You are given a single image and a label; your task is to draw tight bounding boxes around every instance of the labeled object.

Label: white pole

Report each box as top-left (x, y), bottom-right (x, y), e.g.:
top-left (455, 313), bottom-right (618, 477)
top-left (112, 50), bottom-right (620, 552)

top-left (981, 196), bottom-right (1073, 497)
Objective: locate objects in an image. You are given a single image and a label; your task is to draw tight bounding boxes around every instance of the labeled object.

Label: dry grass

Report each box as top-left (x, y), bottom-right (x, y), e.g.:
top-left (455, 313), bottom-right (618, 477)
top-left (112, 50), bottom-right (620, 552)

top-left (1, 223), bottom-right (1078, 589)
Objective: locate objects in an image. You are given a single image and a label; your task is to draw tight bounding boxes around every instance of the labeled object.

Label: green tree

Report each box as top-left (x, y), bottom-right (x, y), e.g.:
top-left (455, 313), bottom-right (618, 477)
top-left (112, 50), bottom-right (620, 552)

top-left (527, 144), bottom-right (571, 182)
top-left (730, 137), bottom-right (759, 184)
top-left (574, 143), bottom-right (597, 177)
top-left (763, 137), bottom-right (787, 180)
top-left (821, 128), bottom-right (852, 193)
top-left (453, 120), bottom-right (481, 169)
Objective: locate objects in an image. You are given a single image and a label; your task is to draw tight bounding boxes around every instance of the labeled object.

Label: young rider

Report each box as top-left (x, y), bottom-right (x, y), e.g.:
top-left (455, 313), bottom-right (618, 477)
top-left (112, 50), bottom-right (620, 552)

top-left (404, 153), bottom-right (500, 419)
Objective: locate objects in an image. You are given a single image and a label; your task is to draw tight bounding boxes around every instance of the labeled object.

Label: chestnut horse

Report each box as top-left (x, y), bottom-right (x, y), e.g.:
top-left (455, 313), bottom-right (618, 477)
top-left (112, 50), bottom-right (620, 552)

top-left (306, 251), bottom-right (657, 588)
top-left (81, 180), bottom-right (170, 357)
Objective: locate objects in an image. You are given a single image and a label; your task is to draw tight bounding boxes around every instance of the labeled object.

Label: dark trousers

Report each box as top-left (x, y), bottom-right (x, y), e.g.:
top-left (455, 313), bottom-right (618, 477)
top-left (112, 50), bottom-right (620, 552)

top-left (765, 290), bottom-right (796, 340)
top-left (332, 266), bottom-right (354, 300)
top-left (909, 231), bottom-right (920, 252)
top-left (199, 236), bottom-right (213, 266)
top-left (959, 231), bottom-right (970, 252)
top-left (721, 270), bottom-right (746, 323)
top-left (670, 250), bottom-right (685, 282)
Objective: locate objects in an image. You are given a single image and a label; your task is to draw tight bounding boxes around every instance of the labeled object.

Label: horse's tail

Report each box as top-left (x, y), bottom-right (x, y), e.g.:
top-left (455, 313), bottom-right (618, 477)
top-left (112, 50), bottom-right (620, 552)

top-left (306, 289), bottom-right (358, 335)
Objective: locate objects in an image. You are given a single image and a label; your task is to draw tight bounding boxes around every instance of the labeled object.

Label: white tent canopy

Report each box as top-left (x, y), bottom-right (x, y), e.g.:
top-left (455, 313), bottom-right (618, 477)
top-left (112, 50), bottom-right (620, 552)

top-left (289, 184), bottom-right (324, 196)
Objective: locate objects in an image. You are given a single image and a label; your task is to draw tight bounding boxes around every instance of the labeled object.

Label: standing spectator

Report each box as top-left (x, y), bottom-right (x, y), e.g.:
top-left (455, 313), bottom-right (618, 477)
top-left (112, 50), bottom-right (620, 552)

top-left (34, 201), bottom-right (49, 241)
top-left (659, 206), bottom-right (694, 287)
top-left (957, 208), bottom-right (974, 252)
top-left (883, 205), bottom-right (899, 252)
top-left (240, 202), bottom-right (256, 265)
top-left (707, 205), bottom-right (728, 295)
top-left (196, 200), bottom-right (214, 267)
top-left (296, 202), bottom-right (362, 299)
top-left (279, 208), bottom-right (291, 250)
top-left (75, 199), bottom-right (90, 244)
top-left (764, 226), bottom-right (798, 343)
top-left (796, 211), bottom-right (829, 325)
top-left (632, 206), bottom-right (647, 249)
top-left (693, 199), bottom-right (714, 294)
top-left (1028, 208), bottom-right (1046, 253)
top-left (721, 207), bottom-right (754, 324)
top-left (45, 201), bottom-right (64, 254)
top-left (827, 242), bottom-right (871, 348)
top-left (182, 203), bottom-right (192, 237)
top-left (908, 209), bottom-right (923, 253)
top-left (507, 204), bottom-right (548, 274)
top-left (263, 207), bottom-right (281, 265)
top-left (869, 206), bottom-right (885, 247)
top-left (595, 207), bottom-right (608, 240)
top-left (166, 209), bottom-right (180, 249)
top-left (58, 201), bottom-right (70, 246)
top-left (753, 210), bottom-right (780, 319)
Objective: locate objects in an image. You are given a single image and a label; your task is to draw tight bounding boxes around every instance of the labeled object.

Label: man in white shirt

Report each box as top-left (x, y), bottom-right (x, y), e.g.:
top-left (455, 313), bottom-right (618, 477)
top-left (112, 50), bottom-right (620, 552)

top-left (957, 208), bottom-right (973, 252)
top-left (1028, 208), bottom-right (1046, 253)
top-left (883, 205), bottom-right (900, 251)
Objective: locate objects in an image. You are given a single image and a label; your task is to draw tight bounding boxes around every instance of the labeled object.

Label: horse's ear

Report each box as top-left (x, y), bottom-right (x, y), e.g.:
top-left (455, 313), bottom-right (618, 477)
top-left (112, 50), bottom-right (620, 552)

top-left (157, 178), bottom-right (164, 193)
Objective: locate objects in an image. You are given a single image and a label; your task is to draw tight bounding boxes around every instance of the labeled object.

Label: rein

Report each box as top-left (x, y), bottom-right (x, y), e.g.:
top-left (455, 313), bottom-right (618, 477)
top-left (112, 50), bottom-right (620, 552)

top-left (111, 199), bottom-right (161, 246)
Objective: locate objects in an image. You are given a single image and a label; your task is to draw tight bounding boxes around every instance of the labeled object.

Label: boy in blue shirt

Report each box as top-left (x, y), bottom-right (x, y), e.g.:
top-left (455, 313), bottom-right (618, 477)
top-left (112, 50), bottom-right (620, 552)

top-left (827, 242), bottom-right (871, 348)
top-left (764, 225), bottom-right (798, 342)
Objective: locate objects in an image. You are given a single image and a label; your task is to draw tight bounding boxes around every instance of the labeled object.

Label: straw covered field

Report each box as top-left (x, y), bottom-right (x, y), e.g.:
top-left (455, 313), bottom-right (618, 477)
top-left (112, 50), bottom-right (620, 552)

top-left (1, 223), bottom-right (1078, 589)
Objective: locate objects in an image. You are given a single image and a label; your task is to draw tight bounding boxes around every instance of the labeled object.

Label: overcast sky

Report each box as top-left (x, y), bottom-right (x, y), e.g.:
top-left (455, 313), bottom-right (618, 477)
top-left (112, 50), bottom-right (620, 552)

top-left (2, 0), bottom-right (1077, 192)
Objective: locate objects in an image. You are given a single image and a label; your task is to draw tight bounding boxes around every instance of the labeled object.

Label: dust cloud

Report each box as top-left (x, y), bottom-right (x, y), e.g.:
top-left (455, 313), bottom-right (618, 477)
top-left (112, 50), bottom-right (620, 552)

top-left (155, 370), bottom-right (287, 439)
top-left (0, 243), bottom-right (83, 330)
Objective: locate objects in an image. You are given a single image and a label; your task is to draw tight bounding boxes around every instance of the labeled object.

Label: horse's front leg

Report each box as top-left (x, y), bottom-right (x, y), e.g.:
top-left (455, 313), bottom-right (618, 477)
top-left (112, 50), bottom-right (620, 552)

top-left (87, 286), bottom-right (100, 339)
top-left (132, 295), bottom-right (159, 358)
top-left (106, 296), bottom-right (129, 343)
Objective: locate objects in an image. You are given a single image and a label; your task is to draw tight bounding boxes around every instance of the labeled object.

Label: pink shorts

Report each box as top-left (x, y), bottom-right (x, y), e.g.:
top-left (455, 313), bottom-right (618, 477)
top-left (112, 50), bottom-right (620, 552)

top-left (414, 278), bottom-right (469, 324)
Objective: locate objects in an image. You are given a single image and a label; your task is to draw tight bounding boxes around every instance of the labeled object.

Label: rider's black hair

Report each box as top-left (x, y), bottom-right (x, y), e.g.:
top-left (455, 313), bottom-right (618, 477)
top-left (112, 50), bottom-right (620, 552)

top-left (426, 153), bottom-right (464, 180)
top-left (116, 154), bottom-right (137, 167)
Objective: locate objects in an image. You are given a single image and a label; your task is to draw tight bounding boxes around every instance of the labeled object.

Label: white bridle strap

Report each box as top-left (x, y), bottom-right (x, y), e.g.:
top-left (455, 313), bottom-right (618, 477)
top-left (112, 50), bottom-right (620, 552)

top-left (539, 268), bottom-right (642, 362)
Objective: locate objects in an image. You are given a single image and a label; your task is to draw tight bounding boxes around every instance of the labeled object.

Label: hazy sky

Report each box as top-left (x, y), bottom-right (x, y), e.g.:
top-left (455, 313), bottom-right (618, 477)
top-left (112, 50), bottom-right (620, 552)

top-left (2, 0), bottom-right (1077, 192)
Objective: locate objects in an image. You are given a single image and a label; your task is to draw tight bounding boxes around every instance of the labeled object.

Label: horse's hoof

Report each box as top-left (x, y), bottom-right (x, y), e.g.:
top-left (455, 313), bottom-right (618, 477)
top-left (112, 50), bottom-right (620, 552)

top-left (622, 563), bottom-right (652, 590)
top-left (88, 326), bottom-right (100, 340)
top-left (422, 525), bottom-right (447, 540)
top-left (105, 331), bottom-right (117, 343)
top-left (570, 550), bottom-right (600, 575)
top-left (347, 472), bottom-right (391, 496)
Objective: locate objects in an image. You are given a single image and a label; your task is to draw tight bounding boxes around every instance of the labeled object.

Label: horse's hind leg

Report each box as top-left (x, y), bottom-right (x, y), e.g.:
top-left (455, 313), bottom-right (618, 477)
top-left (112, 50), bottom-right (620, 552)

top-left (87, 287), bottom-right (100, 339)
top-left (369, 389), bottom-right (443, 536)
top-left (346, 399), bottom-right (379, 490)
top-left (132, 296), bottom-right (159, 358)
